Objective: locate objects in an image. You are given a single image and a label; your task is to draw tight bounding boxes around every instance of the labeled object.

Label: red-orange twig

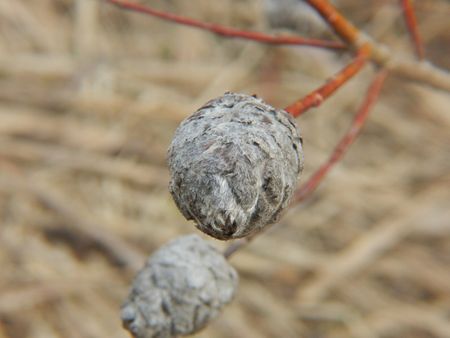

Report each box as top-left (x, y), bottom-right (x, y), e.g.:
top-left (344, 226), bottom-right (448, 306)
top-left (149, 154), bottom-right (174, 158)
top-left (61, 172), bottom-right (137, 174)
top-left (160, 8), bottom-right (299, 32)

top-left (292, 70), bottom-right (388, 204)
top-left (285, 45), bottom-right (371, 117)
top-left (305, 1), bottom-right (450, 93)
top-left (306, 0), bottom-right (361, 46)
top-left (105, 0), bottom-right (345, 50)
top-left (284, 0), bottom-right (375, 117)
top-left (400, 0), bottom-right (425, 60)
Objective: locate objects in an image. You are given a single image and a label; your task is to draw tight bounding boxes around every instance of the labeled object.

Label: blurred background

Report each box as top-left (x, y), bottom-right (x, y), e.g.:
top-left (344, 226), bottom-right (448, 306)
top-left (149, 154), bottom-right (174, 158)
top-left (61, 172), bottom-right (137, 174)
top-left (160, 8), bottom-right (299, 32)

top-left (0, 0), bottom-right (449, 337)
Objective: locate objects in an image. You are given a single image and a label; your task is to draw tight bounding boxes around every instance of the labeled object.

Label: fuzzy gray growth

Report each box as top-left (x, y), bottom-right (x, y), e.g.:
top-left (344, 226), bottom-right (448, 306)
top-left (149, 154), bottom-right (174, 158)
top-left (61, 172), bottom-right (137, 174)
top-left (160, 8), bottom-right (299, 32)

top-left (121, 234), bottom-right (238, 338)
top-left (168, 92), bottom-right (303, 240)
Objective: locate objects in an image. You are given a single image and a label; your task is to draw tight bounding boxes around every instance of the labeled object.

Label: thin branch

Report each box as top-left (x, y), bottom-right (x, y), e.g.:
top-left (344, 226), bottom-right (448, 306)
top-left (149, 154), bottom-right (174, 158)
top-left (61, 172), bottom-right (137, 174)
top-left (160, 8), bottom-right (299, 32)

top-left (305, 0), bottom-right (450, 92)
top-left (292, 70), bottom-right (388, 204)
top-left (105, 0), bottom-right (367, 118)
top-left (224, 238), bottom-right (248, 259)
top-left (107, 0), bottom-right (450, 93)
top-left (104, 0), bottom-right (345, 50)
top-left (387, 57), bottom-right (450, 92)
top-left (285, 45), bottom-right (371, 117)
top-left (305, 0), bottom-right (361, 46)
top-left (400, 0), bottom-right (425, 60)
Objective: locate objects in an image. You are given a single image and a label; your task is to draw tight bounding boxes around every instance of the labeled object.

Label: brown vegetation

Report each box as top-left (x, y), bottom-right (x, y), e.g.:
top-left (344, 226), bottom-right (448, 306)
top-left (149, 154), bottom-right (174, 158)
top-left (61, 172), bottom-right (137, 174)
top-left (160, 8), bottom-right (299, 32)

top-left (0, 1), bottom-right (449, 337)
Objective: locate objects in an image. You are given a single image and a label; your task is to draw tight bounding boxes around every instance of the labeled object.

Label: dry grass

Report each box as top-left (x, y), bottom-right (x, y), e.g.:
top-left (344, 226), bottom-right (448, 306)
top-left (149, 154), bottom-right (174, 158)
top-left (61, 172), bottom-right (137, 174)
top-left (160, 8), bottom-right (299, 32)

top-left (0, 1), bottom-right (449, 337)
